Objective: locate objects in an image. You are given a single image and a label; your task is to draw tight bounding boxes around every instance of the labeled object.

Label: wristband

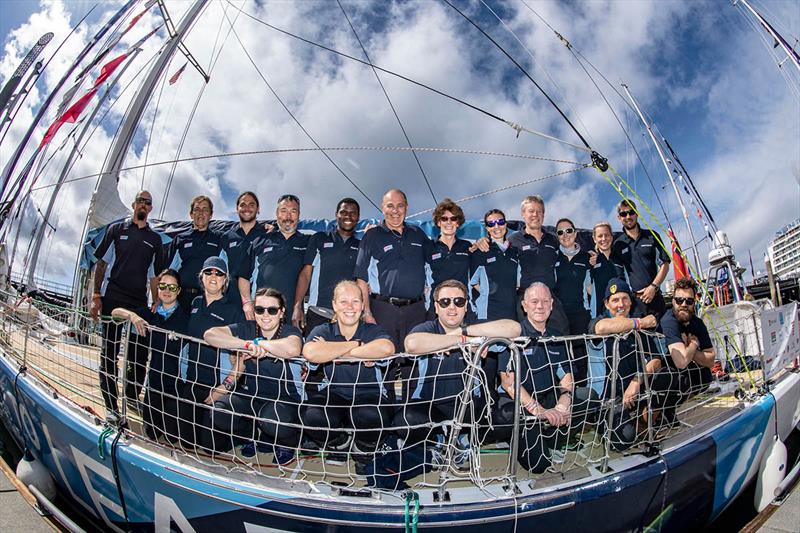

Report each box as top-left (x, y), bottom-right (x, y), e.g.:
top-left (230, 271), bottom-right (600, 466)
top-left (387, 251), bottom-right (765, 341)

top-left (650, 283), bottom-right (658, 289)
top-left (242, 299), bottom-right (253, 306)
top-left (253, 337), bottom-right (264, 348)
top-left (244, 341), bottom-right (252, 351)
top-left (460, 335), bottom-right (467, 345)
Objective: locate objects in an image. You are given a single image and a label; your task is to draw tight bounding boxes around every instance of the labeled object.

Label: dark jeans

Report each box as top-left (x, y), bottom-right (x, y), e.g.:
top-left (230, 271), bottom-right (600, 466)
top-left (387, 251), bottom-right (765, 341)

top-left (142, 381), bottom-right (181, 442)
top-left (491, 395), bottom-right (566, 473)
top-left (564, 306), bottom-right (591, 384)
top-left (177, 382), bottom-right (234, 453)
top-left (124, 339), bottom-right (150, 403)
top-left (370, 297), bottom-right (426, 400)
top-left (392, 395), bottom-right (489, 447)
top-left (99, 297), bottom-right (143, 414)
top-left (301, 390), bottom-right (392, 452)
top-left (213, 393), bottom-right (303, 449)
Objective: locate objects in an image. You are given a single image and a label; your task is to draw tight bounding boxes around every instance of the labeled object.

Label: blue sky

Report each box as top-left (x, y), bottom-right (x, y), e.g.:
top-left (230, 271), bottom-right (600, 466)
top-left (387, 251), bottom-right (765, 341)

top-left (0, 0), bottom-right (798, 286)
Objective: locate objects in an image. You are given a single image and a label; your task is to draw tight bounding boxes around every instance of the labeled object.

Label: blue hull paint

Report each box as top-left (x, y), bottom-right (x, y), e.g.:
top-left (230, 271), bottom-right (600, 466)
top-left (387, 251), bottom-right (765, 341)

top-left (0, 354), bottom-right (770, 531)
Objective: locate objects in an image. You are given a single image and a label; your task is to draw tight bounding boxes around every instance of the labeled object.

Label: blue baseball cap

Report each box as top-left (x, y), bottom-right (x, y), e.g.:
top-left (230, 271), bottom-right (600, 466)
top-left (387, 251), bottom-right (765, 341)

top-left (604, 278), bottom-right (632, 300)
top-left (201, 256), bottom-right (228, 275)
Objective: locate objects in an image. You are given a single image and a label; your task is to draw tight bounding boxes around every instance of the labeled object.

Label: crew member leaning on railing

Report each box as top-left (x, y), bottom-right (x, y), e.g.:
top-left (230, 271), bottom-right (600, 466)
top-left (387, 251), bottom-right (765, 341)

top-left (494, 282), bottom-right (573, 474)
top-left (588, 278), bottom-right (663, 451)
top-left (178, 256), bottom-right (244, 453)
top-left (204, 287), bottom-right (303, 465)
top-left (111, 268), bottom-right (189, 443)
top-left (301, 280), bottom-right (395, 473)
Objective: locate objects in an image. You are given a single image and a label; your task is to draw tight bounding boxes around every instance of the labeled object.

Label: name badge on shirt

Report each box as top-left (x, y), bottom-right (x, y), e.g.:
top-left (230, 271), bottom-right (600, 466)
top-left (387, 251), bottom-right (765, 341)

top-left (431, 252), bottom-right (442, 260)
top-left (456, 252), bottom-right (469, 256)
top-left (642, 244), bottom-right (653, 248)
top-left (293, 246), bottom-right (307, 251)
top-left (323, 242), bottom-right (334, 248)
top-left (522, 245), bottom-right (531, 251)
top-left (143, 241), bottom-right (153, 248)
top-left (547, 349), bottom-right (560, 356)
top-left (411, 242), bottom-right (422, 247)
top-left (350, 246), bottom-right (359, 251)
top-left (575, 262), bottom-right (586, 267)
top-left (545, 244), bottom-right (556, 249)
top-left (383, 244), bottom-right (393, 252)
top-left (120, 235), bottom-right (128, 240)
top-left (210, 313), bottom-right (225, 321)
top-left (487, 257), bottom-right (496, 263)
top-left (184, 242), bottom-right (193, 248)
top-left (208, 242), bottom-right (218, 247)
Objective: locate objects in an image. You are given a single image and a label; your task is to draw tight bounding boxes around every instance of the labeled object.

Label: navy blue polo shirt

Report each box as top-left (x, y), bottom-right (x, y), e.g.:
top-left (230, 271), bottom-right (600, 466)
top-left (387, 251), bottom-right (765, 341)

top-left (589, 252), bottom-right (625, 317)
top-left (221, 224), bottom-right (269, 300)
top-left (130, 304), bottom-right (190, 393)
top-left (245, 231), bottom-right (310, 313)
top-left (658, 309), bottom-right (713, 385)
top-left (167, 228), bottom-right (225, 291)
top-left (408, 319), bottom-right (486, 403)
top-left (304, 230), bottom-right (361, 308)
top-left (227, 321), bottom-right (303, 401)
top-left (508, 230), bottom-right (559, 290)
top-left (428, 238), bottom-right (472, 289)
top-left (612, 226), bottom-right (670, 292)
top-left (470, 241), bottom-right (520, 320)
top-left (588, 315), bottom-right (664, 395)
top-left (499, 320), bottom-right (567, 408)
top-left (95, 219), bottom-right (165, 307)
top-left (354, 222), bottom-right (431, 299)
top-left (183, 294), bottom-right (245, 388)
top-left (307, 321), bottom-right (393, 401)
top-left (554, 250), bottom-right (591, 312)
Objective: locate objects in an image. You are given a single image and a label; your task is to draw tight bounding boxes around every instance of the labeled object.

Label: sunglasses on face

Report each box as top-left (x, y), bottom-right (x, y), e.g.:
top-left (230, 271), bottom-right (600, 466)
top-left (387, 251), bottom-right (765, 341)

top-left (618, 210), bottom-right (636, 218)
top-left (673, 297), bottom-right (695, 306)
top-left (556, 227), bottom-right (575, 236)
top-left (254, 305), bottom-right (281, 316)
top-left (135, 197), bottom-right (152, 206)
top-left (485, 218), bottom-right (506, 228)
top-left (202, 269), bottom-right (226, 277)
top-left (436, 297), bottom-right (467, 308)
top-left (157, 282), bottom-right (179, 293)
top-left (439, 215), bottom-right (460, 223)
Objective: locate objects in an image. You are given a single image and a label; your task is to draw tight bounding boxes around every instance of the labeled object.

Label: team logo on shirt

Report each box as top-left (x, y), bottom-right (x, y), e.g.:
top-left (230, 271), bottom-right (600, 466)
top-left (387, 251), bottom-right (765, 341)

top-left (265, 246), bottom-right (273, 252)
top-left (184, 242), bottom-right (193, 248)
top-left (383, 244), bottom-right (393, 252)
top-left (487, 257), bottom-right (496, 263)
top-left (522, 245), bottom-right (531, 251)
top-left (523, 348), bottom-right (533, 356)
top-left (120, 235), bottom-right (128, 240)
top-left (229, 242), bottom-right (238, 248)
top-left (323, 242), bottom-right (334, 248)
top-left (621, 248), bottom-right (629, 254)
top-left (431, 253), bottom-right (442, 260)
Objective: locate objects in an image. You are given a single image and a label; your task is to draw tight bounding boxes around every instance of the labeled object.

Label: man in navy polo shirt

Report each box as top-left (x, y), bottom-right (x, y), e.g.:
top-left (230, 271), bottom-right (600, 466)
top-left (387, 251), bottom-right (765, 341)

top-left (612, 199), bottom-right (671, 318)
top-left (293, 197), bottom-right (361, 334)
top-left (91, 190), bottom-right (165, 419)
top-left (494, 282), bottom-right (574, 473)
top-left (167, 195), bottom-right (225, 309)
top-left (242, 194), bottom-right (309, 315)
top-left (397, 279), bottom-right (520, 451)
top-left (220, 191), bottom-right (268, 320)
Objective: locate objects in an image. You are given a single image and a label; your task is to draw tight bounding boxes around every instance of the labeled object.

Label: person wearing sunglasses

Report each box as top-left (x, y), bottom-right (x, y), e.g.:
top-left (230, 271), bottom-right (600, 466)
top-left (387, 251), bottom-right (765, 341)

top-left (587, 222), bottom-right (625, 318)
top-left (204, 287), bottom-right (303, 465)
top-left (220, 191), bottom-right (270, 321)
top-left (91, 190), bottom-right (165, 421)
top-left (112, 269), bottom-right (189, 442)
top-left (166, 195), bottom-right (226, 309)
top-left (397, 280), bottom-right (520, 454)
top-left (426, 199), bottom-right (472, 319)
top-left (178, 256), bottom-right (245, 452)
top-left (470, 209), bottom-right (520, 322)
top-left (240, 194), bottom-right (310, 328)
top-left (612, 199), bottom-right (670, 319)
top-left (588, 278), bottom-right (662, 450)
top-left (553, 218), bottom-right (592, 382)
top-left (302, 280), bottom-right (395, 472)
top-left (293, 198), bottom-right (361, 334)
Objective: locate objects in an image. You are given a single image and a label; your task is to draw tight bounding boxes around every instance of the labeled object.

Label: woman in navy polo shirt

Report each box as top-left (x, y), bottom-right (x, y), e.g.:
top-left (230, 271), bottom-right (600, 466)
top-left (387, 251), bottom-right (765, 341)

top-left (204, 288), bottom-right (303, 465)
top-left (302, 280), bottom-right (395, 466)
top-left (588, 222), bottom-right (625, 318)
top-left (112, 269), bottom-right (189, 442)
top-left (470, 208), bottom-right (520, 321)
top-left (179, 256), bottom-right (245, 452)
top-left (427, 199), bottom-right (472, 319)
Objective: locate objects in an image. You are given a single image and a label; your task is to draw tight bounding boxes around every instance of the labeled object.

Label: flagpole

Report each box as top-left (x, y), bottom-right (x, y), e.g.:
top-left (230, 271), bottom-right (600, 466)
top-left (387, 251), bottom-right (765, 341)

top-left (622, 84), bottom-right (704, 276)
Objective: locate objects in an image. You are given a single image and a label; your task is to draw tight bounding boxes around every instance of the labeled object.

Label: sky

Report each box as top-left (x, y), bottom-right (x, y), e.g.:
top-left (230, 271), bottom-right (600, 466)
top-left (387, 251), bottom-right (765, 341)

top-left (0, 0), bottom-right (798, 289)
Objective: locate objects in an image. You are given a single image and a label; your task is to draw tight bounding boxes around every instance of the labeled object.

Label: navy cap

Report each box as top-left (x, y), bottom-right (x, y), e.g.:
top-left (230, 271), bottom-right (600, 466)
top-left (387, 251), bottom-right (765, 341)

top-left (201, 256), bottom-right (228, 275)
top-left (604, 278), bottom-right (632, 300)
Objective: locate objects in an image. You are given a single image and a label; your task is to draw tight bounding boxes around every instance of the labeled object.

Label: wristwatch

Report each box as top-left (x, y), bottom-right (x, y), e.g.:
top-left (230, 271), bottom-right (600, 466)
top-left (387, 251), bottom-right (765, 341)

top-left (461, 324), bottom-right (469, 336)
top-left (222, 378), bottom-right (236, 391)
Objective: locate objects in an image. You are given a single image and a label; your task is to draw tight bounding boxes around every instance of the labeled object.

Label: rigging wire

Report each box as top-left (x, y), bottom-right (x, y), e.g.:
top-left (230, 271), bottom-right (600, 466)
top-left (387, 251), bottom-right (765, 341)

top-left (440, 0), bottom-right (591, 150)
top-left (142, 64), bottom-right (169, 189)
top-left (224, 1), bottom-right (590, 155)
top-left (336, 0), bottom-right (437, 205)
top-left (31, 145), bottom-right (581, 192)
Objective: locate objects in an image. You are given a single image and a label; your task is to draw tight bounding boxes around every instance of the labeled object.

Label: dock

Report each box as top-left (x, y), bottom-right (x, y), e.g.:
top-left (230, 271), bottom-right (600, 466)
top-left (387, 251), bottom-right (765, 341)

top-left (0, 456), bottom-right (60, 532)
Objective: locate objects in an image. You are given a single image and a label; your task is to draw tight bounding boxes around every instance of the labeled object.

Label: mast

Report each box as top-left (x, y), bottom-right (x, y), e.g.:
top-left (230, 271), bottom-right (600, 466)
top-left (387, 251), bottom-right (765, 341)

top-left (735, 0), bottom-right (800, 73)
top-left (621, 84), bottom-right (704, 276)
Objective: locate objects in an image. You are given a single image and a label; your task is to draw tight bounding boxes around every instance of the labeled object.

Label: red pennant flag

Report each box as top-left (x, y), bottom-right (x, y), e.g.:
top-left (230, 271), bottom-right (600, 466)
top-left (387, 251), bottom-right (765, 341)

top-left (94, 53), bottom-right (127, 86)
top-left (39, 88), bottom-right (98, 147)
top-left (169, 62), bottom-right (188, 85)
top-left (667, 227), bottom-right (689, 280)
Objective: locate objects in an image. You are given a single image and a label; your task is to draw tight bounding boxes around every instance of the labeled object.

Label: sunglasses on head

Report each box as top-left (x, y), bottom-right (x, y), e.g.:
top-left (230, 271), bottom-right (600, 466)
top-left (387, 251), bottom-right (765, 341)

top-left (556, 227), bottom-right (575, 236)
top-left (135, 197), bottom-right (152, 206)
top-left (254, 305), bottom-right (281, 316)
top-left (436, 296), bottom-right (467, 308)
top-left (618, 209), bottom-right (636, 218)
top-left (485, 218), bottom-right (506, 228)
top-left (673, 296), bottom-right (695, 306)
top-left (157, 282), bottom-right (179, 293)
top-left (439, 215), bottom-right (460, 223)
top-left (202, 269), bottom-right (226, 277)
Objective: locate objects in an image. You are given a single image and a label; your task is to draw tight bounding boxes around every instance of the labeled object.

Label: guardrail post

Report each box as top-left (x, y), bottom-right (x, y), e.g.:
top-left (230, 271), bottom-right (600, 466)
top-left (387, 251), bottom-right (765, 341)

top-left (119, 320), bottom-right (131, 425)
top-left (600, 337), bottom-right (620, 473)
top-left (507, 341), bottom-right (522, 492)
top-left (21, 297), bottom-right (32, 369)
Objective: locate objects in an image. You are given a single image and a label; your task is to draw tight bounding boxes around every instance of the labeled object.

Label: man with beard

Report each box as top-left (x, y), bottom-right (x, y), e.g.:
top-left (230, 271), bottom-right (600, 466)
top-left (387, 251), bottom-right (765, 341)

top-left (91, 191), bottom-right (165, 420)
top-left (612, 199), bottom-right (671, 318)
top-left (167, 195), bottom-right (225, 309)
top-left (221, 191), bottom-right (268, 320)
top-left (293, 198), bottom-right (361, 334)
top-left (241, 194), bottom-right (309, 315)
